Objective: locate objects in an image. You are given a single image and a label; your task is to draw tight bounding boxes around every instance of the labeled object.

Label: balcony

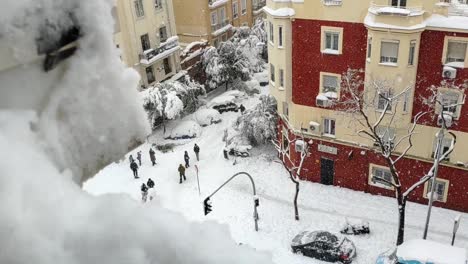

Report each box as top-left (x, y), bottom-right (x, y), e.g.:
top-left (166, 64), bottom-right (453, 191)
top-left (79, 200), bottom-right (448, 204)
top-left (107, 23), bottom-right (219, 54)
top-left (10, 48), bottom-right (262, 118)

top-left (139, 36), bottom-right (179, 65)
top-left (368, 2), bottom-right (424, 16)
top-left (322, 0), bottom-right (342, 6)
top-left (211, 19), bottom-right (230, 32)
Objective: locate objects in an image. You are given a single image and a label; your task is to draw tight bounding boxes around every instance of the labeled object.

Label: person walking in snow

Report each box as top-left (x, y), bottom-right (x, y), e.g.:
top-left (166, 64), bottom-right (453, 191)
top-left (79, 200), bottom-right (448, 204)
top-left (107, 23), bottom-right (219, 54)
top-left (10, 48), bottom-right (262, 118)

top-left (141, 183), bottom-right (148, 202)
top-left (184, 151), bottom-right (190, 168)
top-left (193, 143), bottom-right (200, 161)
top-left (239, 104), bottom-right (246, 114)
top-left (147, 178), bottom-right (155, 189)
top-left (149, 148), bottom-right (156, 166)
top-left (129, 154), bottom-right (135, 164)
top-left (178, 164), bottom-right (186, 184)
top-left (137, 151), bottom-right (142, 166)
top-left (130, 160), bottom-right (139, 179)
top-left (146, 178), bottom-right (155, 201)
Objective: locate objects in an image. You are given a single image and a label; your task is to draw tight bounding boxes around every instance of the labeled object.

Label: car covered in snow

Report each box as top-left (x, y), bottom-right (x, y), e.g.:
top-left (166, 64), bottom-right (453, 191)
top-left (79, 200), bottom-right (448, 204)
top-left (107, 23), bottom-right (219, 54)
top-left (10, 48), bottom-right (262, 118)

top-left (291, 231), bottom-right (356, 264)
top-left (376, 239), bottom-right (468, 264)
top-left (165, 120), bottom-right (201, 140)
top-left (193, 108), bottom-right (221, 127)
top-left (208, 91), bottom-right (246, 113)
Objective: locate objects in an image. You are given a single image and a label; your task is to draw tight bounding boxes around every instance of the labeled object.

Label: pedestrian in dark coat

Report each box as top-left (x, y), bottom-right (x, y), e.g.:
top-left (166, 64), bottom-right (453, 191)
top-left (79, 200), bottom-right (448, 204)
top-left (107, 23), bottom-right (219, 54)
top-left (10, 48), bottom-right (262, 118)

top-left (193, 144), bottom-right (200, 161)
top-left (130, 160), bottom-right (139, 179)
top-left (137, 151), bottom-right (142, 166)
top-left (184, 151), bottom-right (190, 168)
top-left (149, 148), bottom-right (156, 166)
top-left (141, 183), bottom-right (148, 202)
top-left (178, 164), bottom-right (186, 184)
top-left (147, 178), bottom-right (155, 188)
top-left (239, 104), bottom-right (246, 114)
top-left (129, 154), bottom-right (135, 164)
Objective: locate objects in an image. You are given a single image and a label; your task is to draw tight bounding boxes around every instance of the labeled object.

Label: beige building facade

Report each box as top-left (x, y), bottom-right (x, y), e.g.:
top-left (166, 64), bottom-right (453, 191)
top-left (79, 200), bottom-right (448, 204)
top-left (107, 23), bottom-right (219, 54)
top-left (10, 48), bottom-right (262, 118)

top-left (113, 0), bottom-right (182, 88)
top-left (172, 0), bottom-right (265, 47)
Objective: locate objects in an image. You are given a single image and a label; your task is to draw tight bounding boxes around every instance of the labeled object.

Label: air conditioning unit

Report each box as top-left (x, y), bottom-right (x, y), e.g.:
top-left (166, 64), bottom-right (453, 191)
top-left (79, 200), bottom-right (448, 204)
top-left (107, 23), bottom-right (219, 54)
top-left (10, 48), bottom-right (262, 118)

top-left (437, 112), bottom-right (453, 128)
top-left (309, 121), bottom-right (321, 134)
top-left (295, 140), bottom-right (305, 153)
top-left (442, 66), bottom-right (457, 79)
top-left (316, 95), bottom-right (332, 108)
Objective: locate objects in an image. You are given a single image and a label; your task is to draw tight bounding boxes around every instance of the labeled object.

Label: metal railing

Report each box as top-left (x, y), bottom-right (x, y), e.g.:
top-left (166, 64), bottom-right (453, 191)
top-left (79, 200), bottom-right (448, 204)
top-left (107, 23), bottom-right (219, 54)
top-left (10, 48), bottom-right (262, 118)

top-left (139, 37), bottom-right (179, 62)
top-left (323, 0), bottom-right (342, 6)
top-left (369, 2), bottom-right (423, 14)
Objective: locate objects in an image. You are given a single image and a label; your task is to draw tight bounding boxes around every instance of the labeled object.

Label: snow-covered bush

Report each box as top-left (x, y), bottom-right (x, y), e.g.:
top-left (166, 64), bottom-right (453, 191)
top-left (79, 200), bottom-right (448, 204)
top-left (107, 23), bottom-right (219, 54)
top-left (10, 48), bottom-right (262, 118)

top-left (235, 95), bottom-right (278, 146)
top-left (230, 20), bottom-right (267, 73)
top-left (194, 108), bottom-right (221, 126)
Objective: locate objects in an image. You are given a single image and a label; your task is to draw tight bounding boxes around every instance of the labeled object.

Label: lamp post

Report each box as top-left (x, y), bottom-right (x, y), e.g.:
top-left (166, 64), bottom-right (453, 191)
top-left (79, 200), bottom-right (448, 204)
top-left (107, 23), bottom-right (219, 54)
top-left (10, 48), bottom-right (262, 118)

top-left (203, 172), bottom-right (259, 231)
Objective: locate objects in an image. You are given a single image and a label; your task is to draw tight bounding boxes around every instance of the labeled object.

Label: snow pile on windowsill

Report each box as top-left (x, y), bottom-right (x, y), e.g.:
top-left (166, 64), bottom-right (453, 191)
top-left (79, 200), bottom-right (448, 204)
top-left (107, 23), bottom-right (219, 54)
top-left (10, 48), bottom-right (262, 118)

top-left (263, 7), bottom-right (295, 17)
top-left (208, 91), bottom-right (245, 108)
top-left (445, 61), bottom-right (466, 69)
top-left (376, 7), bottom-right (411, 16)
top-left (209, 0), bottom-right (229, 9)
top-left (397, 239), bottom-right (467, 264)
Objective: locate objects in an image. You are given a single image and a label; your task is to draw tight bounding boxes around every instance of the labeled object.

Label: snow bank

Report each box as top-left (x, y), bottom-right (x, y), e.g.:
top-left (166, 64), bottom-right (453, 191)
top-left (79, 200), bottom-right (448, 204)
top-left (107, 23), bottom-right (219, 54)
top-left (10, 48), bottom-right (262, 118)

top-left (209, 91), bottom-right (245, 108)
top-left (0, 1), bottom-right (273, 264)
top-left (167, 120), bottom-right (202, 139)
top-left (397, 239), bottom-right (467, 264)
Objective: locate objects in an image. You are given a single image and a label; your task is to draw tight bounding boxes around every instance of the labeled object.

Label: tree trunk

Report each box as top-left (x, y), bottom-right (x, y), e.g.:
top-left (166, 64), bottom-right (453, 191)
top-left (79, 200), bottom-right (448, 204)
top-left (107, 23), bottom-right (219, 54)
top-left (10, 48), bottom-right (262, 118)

top-left (396, 194), bottom-right (406, 246)
top-left (225, 80), bottom-right (229, 91)
top-left (294, 180), bottom-right (300, 221)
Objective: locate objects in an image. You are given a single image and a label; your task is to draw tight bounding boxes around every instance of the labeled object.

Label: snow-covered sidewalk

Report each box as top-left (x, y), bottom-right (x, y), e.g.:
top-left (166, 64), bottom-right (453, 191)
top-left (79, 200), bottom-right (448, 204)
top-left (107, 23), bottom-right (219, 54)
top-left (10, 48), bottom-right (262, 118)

top-left (84, 88), bottom-right (468, 264)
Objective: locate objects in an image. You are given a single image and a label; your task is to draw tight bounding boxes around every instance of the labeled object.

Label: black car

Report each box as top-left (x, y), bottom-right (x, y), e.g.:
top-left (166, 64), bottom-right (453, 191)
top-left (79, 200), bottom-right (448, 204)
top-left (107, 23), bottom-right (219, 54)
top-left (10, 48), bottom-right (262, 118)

top-left (291, 231), bottom-right (357, 263)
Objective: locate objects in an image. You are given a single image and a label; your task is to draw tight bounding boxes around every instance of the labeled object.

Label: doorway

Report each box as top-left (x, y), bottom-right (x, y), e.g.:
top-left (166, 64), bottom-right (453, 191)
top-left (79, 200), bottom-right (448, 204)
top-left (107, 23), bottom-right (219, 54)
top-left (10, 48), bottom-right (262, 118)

top-left (320, 158), bottom-right (334, 185)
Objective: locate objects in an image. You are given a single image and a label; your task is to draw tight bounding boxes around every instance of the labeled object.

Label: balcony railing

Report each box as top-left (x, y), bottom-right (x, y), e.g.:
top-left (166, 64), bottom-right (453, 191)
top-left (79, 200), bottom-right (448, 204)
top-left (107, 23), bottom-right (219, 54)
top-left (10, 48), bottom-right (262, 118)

top-left (369, 2), bottom-right (423, 15)
top-left (139, 36), bottom-right (179, 63)
top-left (211, 19), bottom-right (230, 32)
top-left (323, 0), bottom-right (342, 6)
top-left (253, 1), bottom-right (266, 11)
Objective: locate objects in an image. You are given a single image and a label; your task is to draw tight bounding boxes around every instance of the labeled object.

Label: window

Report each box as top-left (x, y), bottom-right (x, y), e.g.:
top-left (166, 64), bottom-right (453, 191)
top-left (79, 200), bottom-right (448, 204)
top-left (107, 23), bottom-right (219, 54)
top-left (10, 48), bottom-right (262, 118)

top-left (232, 2), bottom-right (239, 19)
top-left (424, 179), bottom-right (449, 203)
top-left (279, 69), bottom-right (284, 87)
top-left (377, 90), bottom-right (393, 111)
top-left (380, 41), bottom-right (399, 64)
top-left (219, 7), bottom-right (226, 24)
top-left (325, 32), bottom-right (339, 51)
top-left (408, 40), bottom-right (416, 65)
top-left (367, 37), bottom-right (372, 60)
top-left (159, 26), bottom-right (168, 43)
top-left (146, 66), bottom-right (155, 84)
top-left (270, 64), bottom-right (275, 83)
top-left (432, 136), bottom-right (454, 161)
top-left (438, 91), bottom-right (462, 118)
top-left (278, 26), bottom-right (283, 47)
top-left (163, 58), bottom-right (172, 75)
top-left (140, 34), bottom-right (150, 51)
top-left (323, 118), bottom-right (336, 136)
top-left (241, 0), bottom-right (247, 15)
top-left (376, 127), bottom-right (395, 148)
top-left (322, 75), bottom-right (339, 93)
top-left (269, 22), bottom-right (274, 43)
top-left (446, 41), bottom-right (467, 63)
top-left (155, 0), bottom-right (163, 9)
top-left (369, 165), bottom-right (393, 189)
top-left (134, 0), bottom-right (145, 17)
top-left (391, 0), bottom-right (407, 8)
top-left (282, 126), bottom-right (290, 157)
top-left (210, 11), bottom-right (218, 26)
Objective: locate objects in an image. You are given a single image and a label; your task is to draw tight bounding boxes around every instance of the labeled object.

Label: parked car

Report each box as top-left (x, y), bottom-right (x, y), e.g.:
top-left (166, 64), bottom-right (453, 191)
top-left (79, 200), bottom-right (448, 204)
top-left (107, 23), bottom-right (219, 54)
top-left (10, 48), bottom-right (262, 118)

top-left (291, 230), bottom-right (357, 263)
top-left (340, 220), bottom-right (370, 235)
top-left (376, 239), bottom-right (468, 264)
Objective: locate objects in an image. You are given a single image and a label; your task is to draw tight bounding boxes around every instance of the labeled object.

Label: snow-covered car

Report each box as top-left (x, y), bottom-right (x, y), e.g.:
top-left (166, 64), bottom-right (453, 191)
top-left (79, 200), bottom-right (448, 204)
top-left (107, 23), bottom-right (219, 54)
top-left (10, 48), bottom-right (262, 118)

top-left (376, 239), bottom-right (468, 264)
top-left (340, 220), bottom-right (370, 235)
top-left (165, 121), bottom-right (201, 140)
top-left (291, 231), bottom-right (356, 264)
top-left (208, 91), bottom-right (246, 114)
top-left (193, 108), bottom-right (221, 127)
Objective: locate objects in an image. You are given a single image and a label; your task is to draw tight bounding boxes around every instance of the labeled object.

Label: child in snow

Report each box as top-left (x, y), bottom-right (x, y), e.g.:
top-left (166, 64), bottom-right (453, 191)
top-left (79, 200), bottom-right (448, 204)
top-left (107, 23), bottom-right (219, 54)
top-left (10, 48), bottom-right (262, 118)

top-left (146, 178), bottom-right (155, 201)
top-left (137, 151), bottom-right (142, 166)
top-left (149, 148), bottom-right (156, 166)
top-left (193, 144), bottom-right (200, 161)
top-left (130, 160), bottom-right (139, 179)
top-left (141, 183), bottom-right (148, 202)
top-left (178, 164), bottom-right (186, 184)
top-left (184, 151), bottom-right (190, 168)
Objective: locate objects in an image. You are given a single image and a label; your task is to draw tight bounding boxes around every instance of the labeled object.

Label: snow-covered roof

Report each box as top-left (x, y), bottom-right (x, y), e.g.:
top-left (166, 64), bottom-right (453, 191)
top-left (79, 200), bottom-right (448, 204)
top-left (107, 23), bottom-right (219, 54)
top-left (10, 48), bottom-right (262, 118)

top-left (364, 14), bottom-right (426, 31)
top-left (397, 239), bottom-right (467, 264)
top-left (263, 7), bottom-right (295, 17)
top-left (426, 14), bottom-right (468, 31)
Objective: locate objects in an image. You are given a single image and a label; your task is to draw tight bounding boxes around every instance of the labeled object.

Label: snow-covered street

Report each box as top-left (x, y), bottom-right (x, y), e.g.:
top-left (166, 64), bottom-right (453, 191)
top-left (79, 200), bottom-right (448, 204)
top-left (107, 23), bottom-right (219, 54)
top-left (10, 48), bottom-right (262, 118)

top-left (84, 88), bottom-right (468, 264)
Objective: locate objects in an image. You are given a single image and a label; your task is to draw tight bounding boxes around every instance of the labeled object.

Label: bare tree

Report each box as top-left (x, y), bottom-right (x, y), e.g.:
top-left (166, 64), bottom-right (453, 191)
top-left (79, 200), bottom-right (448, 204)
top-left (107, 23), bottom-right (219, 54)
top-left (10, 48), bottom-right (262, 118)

top-left (340, 69), bottom-right (464, 245)
top-left (272, 124), bottom-right (309, 221)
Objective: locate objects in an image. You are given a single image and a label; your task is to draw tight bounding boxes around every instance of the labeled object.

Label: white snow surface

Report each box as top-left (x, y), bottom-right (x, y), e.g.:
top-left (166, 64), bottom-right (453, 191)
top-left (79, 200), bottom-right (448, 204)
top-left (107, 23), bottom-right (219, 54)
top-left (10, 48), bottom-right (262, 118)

top-left (376, 7), bottom-right (411, 15)
top-left (0, 1), bottom-right (273, 264)
top-left (85, 86), bottom-right (468, 264)
top-left (167, 120), bottom-right (202, 139)
top-left (426, 14), bottom-right (468, 30)
top-left (263, 7), bottom-right (295, 17)
top-left (193, 108), bottom-right (222, 126)
top-left (208, 90), bottom-right (245, 107)
top-left (397, 239), bottom-right (467, 264)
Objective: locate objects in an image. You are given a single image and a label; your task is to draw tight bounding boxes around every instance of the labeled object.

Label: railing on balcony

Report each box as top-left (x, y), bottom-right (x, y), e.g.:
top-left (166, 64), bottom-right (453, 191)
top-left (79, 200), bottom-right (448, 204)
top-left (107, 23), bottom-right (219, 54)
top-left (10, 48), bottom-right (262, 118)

top-left (322, 0), bottom-right (342, 6)
top-left (139, 36), bottom-right (179, 63)
top-left (211, 19), bottom-right (230, 32)
top-left (253, 0), bottom-right (266, 11)
top-left (369, 2), bottom-right (423, 15)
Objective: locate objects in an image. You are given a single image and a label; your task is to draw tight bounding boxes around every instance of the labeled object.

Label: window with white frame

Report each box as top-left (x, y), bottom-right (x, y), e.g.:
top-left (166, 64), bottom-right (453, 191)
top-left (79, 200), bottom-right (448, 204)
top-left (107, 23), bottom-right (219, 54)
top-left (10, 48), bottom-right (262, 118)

top-left (446, 41), bottom-right (467, 63)
top-left (270, 64), bottom-right (275, 83)
top-left (159, 26), bottom-right (168, 42)
top-left (211, 11), bottom-right (218, 26)
top-left (323, 118), bottom-right (336, 136)
top-left (367, 37), bottom-right (372, 60)
top-left (408, 40), bottom-right (416, 66)
top-left (269, 22), bottom-right (274, 43)
top-left (219, 7), bottom-right (226, 23)
top-left (424, 179), bottom-right (449, 202)
top-left (279, 69), bottom-right (284, 87)
top-left (155, 0), bottom-right (163, 9)
top-left (278, 26), bottom-right (283, 47)
top-left (380, 41), bottom-right (399, 64)
top-left (134, 0), bottom-right (145, 17)
top-left (376, 126), bottom-right (395, 148)
top-left (232, 1), bottom-right (239, 18)
top-left (432, 136), bottom-right (453, 161)
top-left (325, 31), bottom-right (339, 51)
top-left (377, 90), bottom-right (393, 111)
top-left (369, 165), bottom-right (393, 189)
top-left (322, 75), bottom-right (339, 93)
top-left (439, 91), bottom-right (462, 118)
top-left (241, 0), bottom-right (247, 15)
top-left (391, 0), bottom-right (407, 8)
top-left (146, 66), bottom-right (155, 84)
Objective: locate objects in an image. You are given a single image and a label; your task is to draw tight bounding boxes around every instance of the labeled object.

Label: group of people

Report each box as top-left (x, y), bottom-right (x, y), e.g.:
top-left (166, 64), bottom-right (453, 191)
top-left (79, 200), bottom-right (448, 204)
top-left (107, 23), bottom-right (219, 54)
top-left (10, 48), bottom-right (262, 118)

top-left (129, 148), bottom-right (157, 179)
top-left (140, 178), bottom-right (155, 202)
top-left (178, 143), bottom-right (200, 184)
